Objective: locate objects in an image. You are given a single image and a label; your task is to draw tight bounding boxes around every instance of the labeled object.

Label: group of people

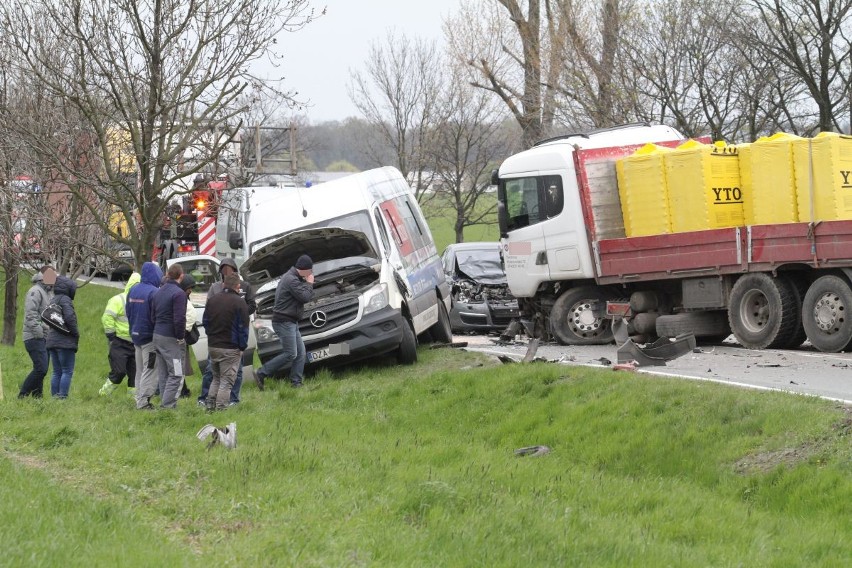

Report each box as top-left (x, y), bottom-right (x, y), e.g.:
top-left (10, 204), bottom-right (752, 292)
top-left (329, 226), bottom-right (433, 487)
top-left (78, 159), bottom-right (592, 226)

top-left (19, 253), bottom-right (317, 408)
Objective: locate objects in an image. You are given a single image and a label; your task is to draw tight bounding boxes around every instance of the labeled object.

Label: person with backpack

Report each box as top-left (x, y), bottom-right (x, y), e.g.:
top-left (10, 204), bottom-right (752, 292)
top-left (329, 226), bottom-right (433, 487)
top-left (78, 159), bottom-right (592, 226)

top-left (19, 266), bottom-right (56, 398)
top-left (45, 275), bottom-right (79, 399)
top-left (99, 272), bottom-right (141, 397)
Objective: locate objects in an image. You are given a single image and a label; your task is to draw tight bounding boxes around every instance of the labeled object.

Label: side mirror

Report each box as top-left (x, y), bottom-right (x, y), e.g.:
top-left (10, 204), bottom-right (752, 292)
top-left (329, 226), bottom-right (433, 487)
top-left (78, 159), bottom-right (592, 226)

top-left (490, 168), bottom-right (500, 186)
top-left (227, 231), bottom-right (243, 250)
top-left (497, 201), bottom-right (509, 238)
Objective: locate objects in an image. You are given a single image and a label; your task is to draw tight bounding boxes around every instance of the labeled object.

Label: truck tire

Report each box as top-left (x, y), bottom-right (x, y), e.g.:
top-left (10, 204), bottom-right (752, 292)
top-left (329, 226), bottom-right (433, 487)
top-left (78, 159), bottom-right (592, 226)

top-left (802, 275), bottom-right (852, 353)
top-left (656, 311), bottom-right (730, 338)
top-left (427, 300), bottom-right (453, 344)
top-left (780, 274), bottom-right (807, 349)
top-left (397, 318), bottom-right (418, 364)
top-left (728, 273), bottom-right (799, 349)
top-left (550, 287), bottom-right (614, 345)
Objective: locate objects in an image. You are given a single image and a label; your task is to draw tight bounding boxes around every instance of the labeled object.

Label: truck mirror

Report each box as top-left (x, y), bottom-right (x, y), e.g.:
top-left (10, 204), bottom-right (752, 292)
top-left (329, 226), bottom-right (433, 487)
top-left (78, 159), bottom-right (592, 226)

top-left (497, 201), bottom-right (509, 238)
top-left (228, 231), bottom-right (243, 250)
top-left (490, 168), bottom-right (500, 186)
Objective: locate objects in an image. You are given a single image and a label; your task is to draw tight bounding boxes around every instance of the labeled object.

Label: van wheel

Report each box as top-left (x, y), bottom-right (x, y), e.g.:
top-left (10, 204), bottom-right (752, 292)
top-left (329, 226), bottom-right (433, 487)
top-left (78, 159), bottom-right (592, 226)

top-left (728, 273), bottom-right (798, 349)
top-left (397, 318), bottom-right (418, 364)
top-left (802, 275), bottom-right (852, 353)
top-left (428, 301), bottom-right (453, 344)
top-left (550, 287), bottom-right (613, 345)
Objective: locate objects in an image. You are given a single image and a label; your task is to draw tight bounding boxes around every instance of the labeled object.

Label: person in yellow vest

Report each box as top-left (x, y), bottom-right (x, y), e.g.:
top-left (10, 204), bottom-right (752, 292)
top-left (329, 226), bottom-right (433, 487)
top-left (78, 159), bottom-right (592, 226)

top-left (99, 272), bottom-right (141, 396)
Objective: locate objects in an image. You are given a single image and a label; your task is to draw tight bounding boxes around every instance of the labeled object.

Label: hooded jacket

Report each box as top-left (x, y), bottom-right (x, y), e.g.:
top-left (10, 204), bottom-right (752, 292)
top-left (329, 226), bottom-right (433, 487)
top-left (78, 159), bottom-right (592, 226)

top-left (102, 272), bottom-right (141, 342)
top-left (152, 278), bottom-right (187, 339)
top-left (126, 262), bottom-right (164, 346)
top-left (45, 276), bottom-right (79, 351)
top-left (22, 271), bottom-right (52, 341)
top-left (207, 257), bottom-right (256, 315)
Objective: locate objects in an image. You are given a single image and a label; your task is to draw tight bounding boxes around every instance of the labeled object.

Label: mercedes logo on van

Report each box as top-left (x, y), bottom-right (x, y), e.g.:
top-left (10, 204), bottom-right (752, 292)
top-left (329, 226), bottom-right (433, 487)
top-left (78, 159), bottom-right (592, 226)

top-left (310, 310), bottom-right (328, 328)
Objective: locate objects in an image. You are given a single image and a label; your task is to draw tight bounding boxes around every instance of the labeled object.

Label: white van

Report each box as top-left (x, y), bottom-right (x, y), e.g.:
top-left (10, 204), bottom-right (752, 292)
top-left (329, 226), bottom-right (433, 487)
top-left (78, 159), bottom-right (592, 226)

top-left (217, 166), bottom-right (452, 368)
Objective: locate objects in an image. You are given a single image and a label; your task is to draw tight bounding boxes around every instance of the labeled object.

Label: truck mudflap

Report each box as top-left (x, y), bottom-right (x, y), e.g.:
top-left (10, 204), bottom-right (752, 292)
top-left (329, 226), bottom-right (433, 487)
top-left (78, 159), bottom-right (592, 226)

top-left (611, 313), bottom-right (696, 366)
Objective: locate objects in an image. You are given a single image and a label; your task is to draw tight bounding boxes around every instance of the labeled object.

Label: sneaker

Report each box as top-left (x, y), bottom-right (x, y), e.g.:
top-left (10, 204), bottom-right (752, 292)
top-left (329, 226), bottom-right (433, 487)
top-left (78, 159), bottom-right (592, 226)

top-left (197, 400), bottom-right (206, 407)
top-left (228, 401), bottom-right (238, 407)
top-left (291, 381), bottom-right (303, 389)
top-left (252, 368), bottom-right (265, 391)
top-left (138, 403), bottom-right (156, 411)
top-left (99, 379), bottom-right (119, 396)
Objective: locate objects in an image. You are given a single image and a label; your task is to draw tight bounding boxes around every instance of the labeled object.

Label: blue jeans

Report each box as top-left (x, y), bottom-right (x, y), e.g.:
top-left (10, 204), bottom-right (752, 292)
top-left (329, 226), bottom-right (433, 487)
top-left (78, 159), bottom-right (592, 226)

top-left (20, 338), bottom-right (49, 398)
top-left (199, 354), bottom-right (243, 404)
top-left (49, 348), bottom-right (76, 398)
top-left (259, 321), bottom-right (306, 385)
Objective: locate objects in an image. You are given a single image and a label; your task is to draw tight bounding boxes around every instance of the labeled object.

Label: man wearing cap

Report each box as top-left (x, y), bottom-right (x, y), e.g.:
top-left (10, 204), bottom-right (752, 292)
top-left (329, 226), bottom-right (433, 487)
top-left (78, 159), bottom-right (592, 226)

top-left (99, 272), bottom-right (141, 397)
top-left (253, 254), bottom-right (314, 388)
top-left (197, 257), bottom-right (256, 406)
top-left (203, 272), bottom-right (249, 410)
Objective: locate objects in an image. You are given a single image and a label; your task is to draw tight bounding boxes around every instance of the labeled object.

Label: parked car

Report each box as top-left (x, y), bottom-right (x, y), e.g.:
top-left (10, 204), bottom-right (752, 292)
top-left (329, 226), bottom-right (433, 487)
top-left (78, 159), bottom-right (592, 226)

top-left (441, 242), bottom-right (519, 332)
top-left (166, 255), bottom-right (257, 374)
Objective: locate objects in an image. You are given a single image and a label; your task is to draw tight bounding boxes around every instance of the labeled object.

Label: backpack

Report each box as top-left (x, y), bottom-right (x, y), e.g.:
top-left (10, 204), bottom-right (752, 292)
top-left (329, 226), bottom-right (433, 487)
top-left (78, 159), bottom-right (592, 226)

top-left (186, 323), bottom-right (201, 345)
top-left (41, 302), bottom-right (71, 335)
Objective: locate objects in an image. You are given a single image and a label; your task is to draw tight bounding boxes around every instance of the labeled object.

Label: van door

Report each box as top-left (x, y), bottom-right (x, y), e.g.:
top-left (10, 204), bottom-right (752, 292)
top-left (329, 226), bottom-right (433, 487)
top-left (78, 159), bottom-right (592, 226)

top-left (378, 195), bottom-right (440, 335)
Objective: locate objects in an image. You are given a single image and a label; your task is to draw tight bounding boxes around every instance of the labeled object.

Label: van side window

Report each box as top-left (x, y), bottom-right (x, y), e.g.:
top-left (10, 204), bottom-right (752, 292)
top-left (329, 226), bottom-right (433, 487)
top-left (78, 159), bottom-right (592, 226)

top-left (398, 197), bottom-right (427, 252)
top-left (373, 208), bottom-right (391, 255)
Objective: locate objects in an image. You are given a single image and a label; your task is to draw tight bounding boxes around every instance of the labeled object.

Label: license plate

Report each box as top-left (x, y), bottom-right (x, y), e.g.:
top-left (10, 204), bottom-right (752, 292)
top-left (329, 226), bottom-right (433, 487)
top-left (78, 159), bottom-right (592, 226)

top-left (118, 250), bottom-right (133, 259)
top-left (307, 347), bottom-right (331, 362)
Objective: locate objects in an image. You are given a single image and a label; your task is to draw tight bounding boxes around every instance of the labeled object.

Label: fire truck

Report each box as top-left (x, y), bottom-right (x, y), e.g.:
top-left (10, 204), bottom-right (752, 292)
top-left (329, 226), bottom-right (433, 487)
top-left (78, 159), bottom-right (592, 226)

top-left (156, 176), bottom-right (228, 266)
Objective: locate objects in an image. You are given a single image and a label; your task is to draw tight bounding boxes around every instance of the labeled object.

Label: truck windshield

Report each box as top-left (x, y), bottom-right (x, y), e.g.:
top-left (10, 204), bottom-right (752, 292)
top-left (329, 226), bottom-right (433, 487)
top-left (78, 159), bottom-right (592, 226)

top-left (501, 175), bottom-right (563, 231)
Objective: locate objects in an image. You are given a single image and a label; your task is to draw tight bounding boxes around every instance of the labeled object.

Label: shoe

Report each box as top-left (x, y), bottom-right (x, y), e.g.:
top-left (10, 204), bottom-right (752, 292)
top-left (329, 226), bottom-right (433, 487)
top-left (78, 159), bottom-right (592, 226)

top-left (197, 400), bottom-right (206, 407)
top-left (138, 403), bottom-right (156, 411)
top-left (228, 402), bottom-right (238, 407)
top-left (99, 379), bottom-right (119, 396)
top-left (252, 368), bottom-right (265, 391)
top-left (291, 381), bottom-right (303, 388)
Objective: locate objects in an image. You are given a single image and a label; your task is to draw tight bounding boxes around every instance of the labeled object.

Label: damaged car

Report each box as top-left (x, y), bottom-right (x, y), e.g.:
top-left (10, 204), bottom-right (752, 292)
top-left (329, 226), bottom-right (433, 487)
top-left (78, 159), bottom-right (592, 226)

top-left (441, 242), bottom-right (519, 332)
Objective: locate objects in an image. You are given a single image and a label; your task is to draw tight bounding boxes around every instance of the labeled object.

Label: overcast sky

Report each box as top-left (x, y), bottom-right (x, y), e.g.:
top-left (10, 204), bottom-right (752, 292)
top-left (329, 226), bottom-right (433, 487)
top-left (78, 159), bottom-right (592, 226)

top-left (277, 0), bottom-right (462, 123)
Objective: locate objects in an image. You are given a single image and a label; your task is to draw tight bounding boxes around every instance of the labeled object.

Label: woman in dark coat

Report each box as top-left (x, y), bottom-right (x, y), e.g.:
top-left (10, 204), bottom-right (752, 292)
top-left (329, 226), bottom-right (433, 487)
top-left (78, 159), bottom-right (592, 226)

top-left (45, 275), bottom-right (79, 398)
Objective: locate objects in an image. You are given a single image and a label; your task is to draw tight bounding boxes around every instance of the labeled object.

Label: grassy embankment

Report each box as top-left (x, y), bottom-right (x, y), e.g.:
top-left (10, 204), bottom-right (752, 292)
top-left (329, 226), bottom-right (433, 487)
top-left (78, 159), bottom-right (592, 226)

top-left (1, 212), bottom-right (852, 564)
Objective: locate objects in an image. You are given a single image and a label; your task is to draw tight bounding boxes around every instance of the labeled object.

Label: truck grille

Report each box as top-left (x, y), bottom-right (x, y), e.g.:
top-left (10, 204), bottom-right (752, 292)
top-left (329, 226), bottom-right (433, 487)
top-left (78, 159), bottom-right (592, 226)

top-left (300, 296), bottom-right (360, 337)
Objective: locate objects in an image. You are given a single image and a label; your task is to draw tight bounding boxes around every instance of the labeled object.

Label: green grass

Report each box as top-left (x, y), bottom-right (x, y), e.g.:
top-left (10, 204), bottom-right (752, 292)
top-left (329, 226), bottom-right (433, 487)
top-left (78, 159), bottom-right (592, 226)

top-left (2, 271), bottom-right (852, 566)
top-left (421, 193), bottom-right (500, 252)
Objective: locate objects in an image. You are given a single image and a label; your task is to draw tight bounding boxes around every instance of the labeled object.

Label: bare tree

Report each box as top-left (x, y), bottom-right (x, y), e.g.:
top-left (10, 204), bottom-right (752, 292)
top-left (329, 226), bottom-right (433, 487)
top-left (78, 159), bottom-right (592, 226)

top-left (430, 65), bottom-right (516, 243)
top-left (739, 0), bottom-right (852, 134)
top-left (348, 32), bottom-right (444, 200)
top-left (446, 0), bottom-right (562, 147)
top-left (2, 0), bottom-right (317, 268)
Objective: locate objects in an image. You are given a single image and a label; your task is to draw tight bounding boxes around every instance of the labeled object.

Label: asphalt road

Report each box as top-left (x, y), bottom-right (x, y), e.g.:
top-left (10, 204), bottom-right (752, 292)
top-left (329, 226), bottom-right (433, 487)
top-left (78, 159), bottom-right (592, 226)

top-left (458, 334), bottom-right (852, 404)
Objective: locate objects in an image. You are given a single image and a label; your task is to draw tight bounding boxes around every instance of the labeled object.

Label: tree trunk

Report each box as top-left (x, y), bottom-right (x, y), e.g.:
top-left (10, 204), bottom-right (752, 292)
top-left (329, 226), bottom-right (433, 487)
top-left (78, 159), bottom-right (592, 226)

top-left (2, 261), bottom-right (18, 346)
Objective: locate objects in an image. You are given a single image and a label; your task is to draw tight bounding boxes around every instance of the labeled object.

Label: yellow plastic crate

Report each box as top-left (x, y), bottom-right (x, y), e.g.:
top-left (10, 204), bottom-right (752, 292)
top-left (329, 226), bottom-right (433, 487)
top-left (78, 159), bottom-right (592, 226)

top-left (616, 143), bottom-right (672, 237)
top-left (793, 132), bottom-right (852, 222)
top-left (740, 132), bottom-right (800, 225)
top-left (666, 139), bottom-right (744, 232)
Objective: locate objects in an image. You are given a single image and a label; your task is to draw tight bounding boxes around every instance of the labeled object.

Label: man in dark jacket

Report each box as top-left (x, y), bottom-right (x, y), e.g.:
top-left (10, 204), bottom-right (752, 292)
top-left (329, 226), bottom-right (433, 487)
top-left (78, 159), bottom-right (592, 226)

top-left (19, 266), bottom-right (55, 398)
top-left (254, 254), bottom-right (314, 388)
top-left (150, 263), bottom-right (187, 408)
top-left (126, 261), bottom-right (164, 409)
top-left (203, 273), bottom-right (249, 410)
top-left (197, 257), bottom-right (256, 406)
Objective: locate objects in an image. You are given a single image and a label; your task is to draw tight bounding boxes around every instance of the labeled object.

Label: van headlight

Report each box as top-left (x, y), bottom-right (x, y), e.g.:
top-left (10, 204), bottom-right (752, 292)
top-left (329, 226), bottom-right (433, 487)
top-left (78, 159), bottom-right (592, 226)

top-left (253, 318), bottom-right (278, 343)
top-left (362, 283), bottom-right (388, 315)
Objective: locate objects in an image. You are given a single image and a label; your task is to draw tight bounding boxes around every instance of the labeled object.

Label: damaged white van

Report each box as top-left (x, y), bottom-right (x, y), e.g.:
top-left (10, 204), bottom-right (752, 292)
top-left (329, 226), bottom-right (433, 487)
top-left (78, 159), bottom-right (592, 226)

top-left (219, 167), bottom-right (452, 369)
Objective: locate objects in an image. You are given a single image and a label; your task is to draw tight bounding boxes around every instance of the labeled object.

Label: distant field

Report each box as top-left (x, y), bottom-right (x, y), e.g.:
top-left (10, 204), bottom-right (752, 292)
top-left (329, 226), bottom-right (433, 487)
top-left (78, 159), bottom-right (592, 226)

top-left (421, 192), bottom-right (500, 252)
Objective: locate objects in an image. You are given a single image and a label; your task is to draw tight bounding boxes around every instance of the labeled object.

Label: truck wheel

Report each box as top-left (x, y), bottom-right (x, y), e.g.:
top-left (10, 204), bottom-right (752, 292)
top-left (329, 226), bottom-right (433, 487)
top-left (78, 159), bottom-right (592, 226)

top-left (397, 318), bottom-right (418, 364)
top-left (427, 300), bottom-right (453, 344)
top-left (802, 275), bottom-right (852, 353)
top-left (656, 311), bottom-right (730, 338)
top-left (550, 287), bottom-right (613, 345)
top-left (728, 273), bottom-right (798, 349)
top-left (780, 274), bottom-right (807, 348)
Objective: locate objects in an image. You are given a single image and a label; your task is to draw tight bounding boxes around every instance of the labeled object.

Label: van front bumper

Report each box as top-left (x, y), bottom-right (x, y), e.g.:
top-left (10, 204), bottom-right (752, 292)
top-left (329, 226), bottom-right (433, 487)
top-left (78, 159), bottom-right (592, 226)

top-left (256, 306), bottom-right (405, 368)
